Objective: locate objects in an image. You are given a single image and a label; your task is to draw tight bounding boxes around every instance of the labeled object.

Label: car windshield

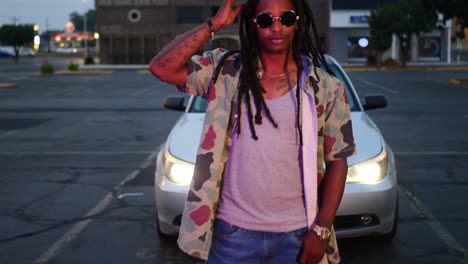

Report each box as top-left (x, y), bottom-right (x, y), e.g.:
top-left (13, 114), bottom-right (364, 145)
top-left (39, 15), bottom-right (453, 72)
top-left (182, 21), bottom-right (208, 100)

top-left (189, 64), bottom-right (359, 113)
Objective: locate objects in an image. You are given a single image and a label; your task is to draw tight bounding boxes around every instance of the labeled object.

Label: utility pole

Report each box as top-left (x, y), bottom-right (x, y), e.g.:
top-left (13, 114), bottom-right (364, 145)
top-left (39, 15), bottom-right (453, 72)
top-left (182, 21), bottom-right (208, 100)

top-left (82, 0), bottom-right (88, 54)
top-left (46, 18), bottom-right (51, 53)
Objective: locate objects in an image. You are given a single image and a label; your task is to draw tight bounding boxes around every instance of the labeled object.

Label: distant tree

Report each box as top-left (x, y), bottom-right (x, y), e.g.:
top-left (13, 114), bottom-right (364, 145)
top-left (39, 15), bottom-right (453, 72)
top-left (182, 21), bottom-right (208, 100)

top-left (368, 5), bottom-right (394, 65)
top-left (369, 0), bottom-right (439, 67)
top-left (0, 24), bottom-right (35, 62)
top-left (69, 9), bottom-right (96, 32)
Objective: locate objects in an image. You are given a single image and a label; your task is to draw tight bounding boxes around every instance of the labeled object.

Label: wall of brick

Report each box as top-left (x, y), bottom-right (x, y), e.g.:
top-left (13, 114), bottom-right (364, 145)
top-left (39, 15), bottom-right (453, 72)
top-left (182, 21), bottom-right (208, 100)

top-left (96, 0), bottom-right (330, 64)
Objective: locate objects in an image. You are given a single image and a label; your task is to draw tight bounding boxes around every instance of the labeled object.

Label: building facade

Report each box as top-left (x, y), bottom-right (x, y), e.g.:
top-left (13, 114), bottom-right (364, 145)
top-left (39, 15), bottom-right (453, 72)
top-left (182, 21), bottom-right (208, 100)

top-left (95, 0), bottom-right (330, 64)
top-left (330, 0), bottom-right (452, 63)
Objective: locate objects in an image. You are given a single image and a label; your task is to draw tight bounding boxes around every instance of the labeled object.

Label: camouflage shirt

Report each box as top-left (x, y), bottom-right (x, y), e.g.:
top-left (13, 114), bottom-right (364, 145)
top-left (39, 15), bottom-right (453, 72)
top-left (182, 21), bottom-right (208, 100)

top-left (175, 49), bottom-right (355, 263)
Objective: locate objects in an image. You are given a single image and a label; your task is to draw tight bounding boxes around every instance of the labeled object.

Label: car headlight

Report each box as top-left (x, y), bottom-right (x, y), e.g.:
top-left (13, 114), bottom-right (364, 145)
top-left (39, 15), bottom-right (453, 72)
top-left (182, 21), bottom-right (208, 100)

top-left (347, 151), bottom-right (388, 184)
top-left (163, 151), bottom-right (194, 185)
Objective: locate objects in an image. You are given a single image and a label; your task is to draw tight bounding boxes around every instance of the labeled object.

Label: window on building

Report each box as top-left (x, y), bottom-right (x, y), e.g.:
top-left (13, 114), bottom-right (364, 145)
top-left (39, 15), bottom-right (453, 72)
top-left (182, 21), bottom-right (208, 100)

top-left (211, 6), bottom-right (219, 17)
top-left (211, 6), bottom-right (237, 23)
top-left (176, 7), bottom-right (204, 23)
top-left (418, 36), bottom-right (441, 59)
top-left (333, 0), bottom-right (398, 10)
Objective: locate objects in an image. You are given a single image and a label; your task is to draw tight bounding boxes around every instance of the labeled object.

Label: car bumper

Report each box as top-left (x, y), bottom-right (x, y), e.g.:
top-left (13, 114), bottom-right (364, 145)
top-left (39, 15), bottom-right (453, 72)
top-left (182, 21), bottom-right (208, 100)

top-left (155, 150), bottom-right (398, 238)
top-left (154, 150), bottom-right (188, 235)
top-left (335, 161), bottom-right (398, 238)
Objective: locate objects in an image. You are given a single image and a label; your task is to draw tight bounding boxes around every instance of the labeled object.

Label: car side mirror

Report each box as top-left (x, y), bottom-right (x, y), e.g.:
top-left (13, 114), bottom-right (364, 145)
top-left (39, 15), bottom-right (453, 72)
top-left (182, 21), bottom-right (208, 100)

top-left (363, 95), bottom-right (387, 110)
top-left (163, 96), bottom-right (185, 112)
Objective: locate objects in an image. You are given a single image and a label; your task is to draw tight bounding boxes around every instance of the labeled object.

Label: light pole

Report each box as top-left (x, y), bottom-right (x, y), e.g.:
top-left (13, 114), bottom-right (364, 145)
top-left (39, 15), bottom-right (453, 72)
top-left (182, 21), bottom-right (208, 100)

top-left (82, 0), bottom-right (88, 54)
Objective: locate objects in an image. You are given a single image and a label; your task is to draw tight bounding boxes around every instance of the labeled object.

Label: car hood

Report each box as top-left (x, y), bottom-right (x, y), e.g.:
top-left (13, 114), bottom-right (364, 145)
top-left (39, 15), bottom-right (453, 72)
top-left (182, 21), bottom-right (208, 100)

top-left (167, 112), bottom-right (384, 166)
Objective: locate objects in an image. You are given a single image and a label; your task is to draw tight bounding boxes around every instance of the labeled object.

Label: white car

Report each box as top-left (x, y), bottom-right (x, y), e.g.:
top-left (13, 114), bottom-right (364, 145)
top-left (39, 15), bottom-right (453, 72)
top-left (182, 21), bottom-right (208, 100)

top-left (19, 47), bottom-right (35, 57)
top-left (155, 55), bottom-right (398, 241)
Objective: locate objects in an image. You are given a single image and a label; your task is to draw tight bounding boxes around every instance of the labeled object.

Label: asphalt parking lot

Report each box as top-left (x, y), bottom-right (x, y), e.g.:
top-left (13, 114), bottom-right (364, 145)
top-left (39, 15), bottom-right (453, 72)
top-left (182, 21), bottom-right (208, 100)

top-left (1, 56), bottom-right (468, 263)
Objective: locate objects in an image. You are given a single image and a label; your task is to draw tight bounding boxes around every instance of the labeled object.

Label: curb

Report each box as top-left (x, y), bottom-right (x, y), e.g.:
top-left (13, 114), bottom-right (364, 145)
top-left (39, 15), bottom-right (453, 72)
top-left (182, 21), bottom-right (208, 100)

top-left (449, 79), bottom-right (468, 86)
top-left (32, 70), bottom-right (114, 77)
top-left (342, 67), bottom-right (377, 72)
top-left (55, 70), bottom-right (114, 75)
top-left (137, 70), bottom-right (150, 75)
top-left (0, 83), bottom-right (16, 89)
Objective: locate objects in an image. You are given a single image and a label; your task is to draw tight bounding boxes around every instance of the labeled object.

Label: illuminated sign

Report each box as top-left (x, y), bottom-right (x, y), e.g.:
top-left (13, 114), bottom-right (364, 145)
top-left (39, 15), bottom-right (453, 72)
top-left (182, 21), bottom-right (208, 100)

top-left (350, 16), bottom-right (368, 24)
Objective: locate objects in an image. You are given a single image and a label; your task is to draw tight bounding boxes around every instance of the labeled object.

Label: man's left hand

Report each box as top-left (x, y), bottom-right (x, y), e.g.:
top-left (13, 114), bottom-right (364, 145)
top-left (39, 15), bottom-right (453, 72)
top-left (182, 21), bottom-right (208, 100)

top-left (299, 230), bottom-right (327, 264)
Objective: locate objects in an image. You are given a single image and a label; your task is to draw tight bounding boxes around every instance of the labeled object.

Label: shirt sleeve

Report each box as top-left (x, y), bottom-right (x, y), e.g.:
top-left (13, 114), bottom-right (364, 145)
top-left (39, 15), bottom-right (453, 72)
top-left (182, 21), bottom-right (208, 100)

top-left (324, 77), bottom-right (356, 161)
top-left (175, 48), bottom-right (226, 99)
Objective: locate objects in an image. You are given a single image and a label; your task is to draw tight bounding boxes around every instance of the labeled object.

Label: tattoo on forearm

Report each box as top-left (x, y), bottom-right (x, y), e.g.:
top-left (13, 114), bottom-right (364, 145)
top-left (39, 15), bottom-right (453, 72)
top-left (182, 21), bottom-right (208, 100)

top-left (155, 25), bottom-right (208, 68)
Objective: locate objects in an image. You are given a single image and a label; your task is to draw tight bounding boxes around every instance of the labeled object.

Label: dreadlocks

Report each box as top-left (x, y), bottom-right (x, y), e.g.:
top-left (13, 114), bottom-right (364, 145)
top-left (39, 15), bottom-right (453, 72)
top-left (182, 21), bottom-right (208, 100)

top-left (220, 0), bottom-right (335, 144)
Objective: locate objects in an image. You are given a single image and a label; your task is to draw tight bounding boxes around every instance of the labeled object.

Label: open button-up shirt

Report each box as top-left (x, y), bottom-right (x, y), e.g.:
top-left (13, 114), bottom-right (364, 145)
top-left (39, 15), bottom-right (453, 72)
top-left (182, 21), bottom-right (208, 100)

top-left (175, 49), bottom-right (356, 263)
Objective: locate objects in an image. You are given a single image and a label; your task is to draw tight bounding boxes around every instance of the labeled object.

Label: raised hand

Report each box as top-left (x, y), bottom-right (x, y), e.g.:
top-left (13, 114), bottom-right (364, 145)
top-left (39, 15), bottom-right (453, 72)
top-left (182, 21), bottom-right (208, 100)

top-left (212, 0), bottom-right (243, 31)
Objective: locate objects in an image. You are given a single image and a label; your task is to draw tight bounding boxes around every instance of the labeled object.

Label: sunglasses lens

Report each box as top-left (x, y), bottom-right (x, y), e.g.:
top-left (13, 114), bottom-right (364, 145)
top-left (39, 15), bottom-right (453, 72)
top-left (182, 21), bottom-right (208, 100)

top-left (256, 13), bottom-right (272, 28)
top-left (281, 11), bottom-right (297, 27)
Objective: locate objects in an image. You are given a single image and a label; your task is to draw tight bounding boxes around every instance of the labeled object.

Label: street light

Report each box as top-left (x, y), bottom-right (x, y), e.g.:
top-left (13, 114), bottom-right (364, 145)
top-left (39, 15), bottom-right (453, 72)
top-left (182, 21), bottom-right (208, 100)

top-left (82, 0), bottom-right (88, 54)
top-left (33, 24), bottom-right (40, 52)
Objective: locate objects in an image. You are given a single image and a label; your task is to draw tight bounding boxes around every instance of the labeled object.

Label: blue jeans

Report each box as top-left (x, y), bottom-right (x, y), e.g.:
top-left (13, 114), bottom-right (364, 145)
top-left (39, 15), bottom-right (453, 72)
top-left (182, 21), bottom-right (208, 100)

top-left (206, 219), bottom-right (308, 264)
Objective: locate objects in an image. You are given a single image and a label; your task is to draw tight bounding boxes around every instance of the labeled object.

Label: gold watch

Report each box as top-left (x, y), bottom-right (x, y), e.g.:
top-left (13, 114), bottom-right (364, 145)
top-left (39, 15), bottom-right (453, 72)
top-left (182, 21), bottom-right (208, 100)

top-left (311, 224), bottom-right (331, 240)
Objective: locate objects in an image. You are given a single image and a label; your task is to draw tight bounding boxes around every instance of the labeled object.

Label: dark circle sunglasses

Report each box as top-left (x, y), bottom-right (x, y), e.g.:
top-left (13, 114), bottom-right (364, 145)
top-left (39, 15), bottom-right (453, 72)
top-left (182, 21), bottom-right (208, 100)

top-left (253, 10), bottom-right (299, 29)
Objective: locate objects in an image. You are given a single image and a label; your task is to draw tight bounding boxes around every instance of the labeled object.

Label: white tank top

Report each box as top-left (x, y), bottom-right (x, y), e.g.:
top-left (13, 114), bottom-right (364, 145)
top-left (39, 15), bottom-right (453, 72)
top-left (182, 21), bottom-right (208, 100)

top-left (217, 87), bottom-right (308, 232)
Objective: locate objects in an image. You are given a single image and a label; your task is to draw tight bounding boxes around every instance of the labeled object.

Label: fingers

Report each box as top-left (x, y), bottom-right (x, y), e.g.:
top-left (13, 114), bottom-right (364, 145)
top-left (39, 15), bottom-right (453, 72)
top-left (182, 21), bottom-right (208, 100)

top-left (233, 4), bottom-right (243, 17)
top-left (299, 253), bottom-right (324, 264)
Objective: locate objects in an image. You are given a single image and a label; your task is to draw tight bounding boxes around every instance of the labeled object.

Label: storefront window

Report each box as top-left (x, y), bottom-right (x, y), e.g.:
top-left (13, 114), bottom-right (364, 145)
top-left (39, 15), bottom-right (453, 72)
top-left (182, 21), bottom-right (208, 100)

top-left (176, 7), bottom-right (203, 24)
top-left (418, 36), bottom-right (441, 59)
top-left (347, 36), bottom-right (370, 59)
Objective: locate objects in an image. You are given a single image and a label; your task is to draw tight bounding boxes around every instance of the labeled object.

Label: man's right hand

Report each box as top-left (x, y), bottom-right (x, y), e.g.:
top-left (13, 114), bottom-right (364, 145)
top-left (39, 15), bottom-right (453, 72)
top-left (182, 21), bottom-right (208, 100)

top-left (149, 0), bottom-right (243, 87)
top-left (212, 0), bottom-right (243, 32)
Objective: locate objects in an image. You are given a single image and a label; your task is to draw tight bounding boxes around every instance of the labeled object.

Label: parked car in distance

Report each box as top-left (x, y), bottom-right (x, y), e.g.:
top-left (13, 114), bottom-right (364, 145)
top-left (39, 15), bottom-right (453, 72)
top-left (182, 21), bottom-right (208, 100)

top-left (55, 47), bottom-right (78, 54)
top-left (154, 54), bottom-right (398, 242)
top-left (0, 46), bottom-right (36, 57)
top-left (19, 47), bottom-right (35, 57)
top-left (0, 46), bottom-right (14, 58)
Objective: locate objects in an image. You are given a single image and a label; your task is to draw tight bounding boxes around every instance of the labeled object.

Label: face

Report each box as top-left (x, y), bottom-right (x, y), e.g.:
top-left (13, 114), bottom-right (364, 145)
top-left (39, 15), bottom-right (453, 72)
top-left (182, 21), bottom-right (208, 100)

top-left (254, 0), bottom-right (298, 55)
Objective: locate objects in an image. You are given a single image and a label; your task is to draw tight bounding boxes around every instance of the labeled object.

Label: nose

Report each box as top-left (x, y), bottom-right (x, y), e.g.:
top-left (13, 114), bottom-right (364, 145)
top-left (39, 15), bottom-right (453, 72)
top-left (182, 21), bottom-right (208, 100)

top-left (270, 18), bottom-right (282, 31)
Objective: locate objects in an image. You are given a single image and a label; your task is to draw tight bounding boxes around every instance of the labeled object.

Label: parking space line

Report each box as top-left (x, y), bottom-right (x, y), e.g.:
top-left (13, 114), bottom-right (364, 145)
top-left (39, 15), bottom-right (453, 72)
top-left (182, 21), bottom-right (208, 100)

top-left (358, 79), bottom-right (399, 95)
top-left (33, 148), bottom-right (159, 264)
top-left (398, 185), bottom-right (468, 264)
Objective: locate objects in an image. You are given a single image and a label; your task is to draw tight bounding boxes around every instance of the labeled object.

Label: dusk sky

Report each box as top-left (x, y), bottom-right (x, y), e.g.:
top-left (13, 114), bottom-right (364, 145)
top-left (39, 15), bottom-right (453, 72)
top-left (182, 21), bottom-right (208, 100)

top-left (0, 0), bottom-right (95, 33)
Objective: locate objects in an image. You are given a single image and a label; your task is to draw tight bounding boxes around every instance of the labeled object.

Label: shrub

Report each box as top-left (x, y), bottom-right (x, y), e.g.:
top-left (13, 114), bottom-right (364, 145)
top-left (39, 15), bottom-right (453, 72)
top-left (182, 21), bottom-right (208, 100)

top-left (68, 63), bottom-right (79, 71)
top-left (382, 57), bottom-right (400, 66)
top-left (83, 54), bottom-right (95, 65)
top-left (366, 53), bottom-right (378, 66)
top-left (41, 62), bottom-right (54, 75)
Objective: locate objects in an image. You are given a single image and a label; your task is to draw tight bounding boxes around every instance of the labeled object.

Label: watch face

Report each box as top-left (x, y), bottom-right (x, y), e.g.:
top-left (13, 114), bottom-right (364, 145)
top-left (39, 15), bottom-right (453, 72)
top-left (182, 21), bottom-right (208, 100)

top-left (313, 225), bottom-right (331, 240)
top-left (321, 229), bottom-right (330, 239)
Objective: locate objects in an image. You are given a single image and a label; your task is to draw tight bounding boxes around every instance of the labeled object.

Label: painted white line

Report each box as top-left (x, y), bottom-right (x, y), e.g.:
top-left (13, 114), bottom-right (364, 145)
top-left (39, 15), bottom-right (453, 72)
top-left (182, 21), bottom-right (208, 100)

top-left (359, 79), bottom-right (399, 95)
top-left (0, 150), bottom-right (153, 155)
top-left (133, 88), bottom-right (150, 96)
top-left (395, 151), bottom-right (468, 156)
top-left (0, 130), bottom-right (19, 138)
top-left (398, 185), bottom-right (468, 264)
top-left (117, 192), bottom-right (144, 199)
top-left (33, 148), bottom-right (159, 264)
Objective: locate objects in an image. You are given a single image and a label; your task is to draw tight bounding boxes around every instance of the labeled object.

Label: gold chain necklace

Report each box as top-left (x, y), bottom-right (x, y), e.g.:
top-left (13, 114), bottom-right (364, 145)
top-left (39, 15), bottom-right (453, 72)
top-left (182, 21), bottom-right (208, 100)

top-left (259, 69), bottom-right (294, 79)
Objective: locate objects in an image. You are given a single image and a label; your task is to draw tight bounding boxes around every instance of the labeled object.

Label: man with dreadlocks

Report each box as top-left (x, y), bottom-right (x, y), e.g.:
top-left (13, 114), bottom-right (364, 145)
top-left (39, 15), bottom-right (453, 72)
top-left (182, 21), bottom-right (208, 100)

top-left (150, 0), bottom-right (355, 263)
